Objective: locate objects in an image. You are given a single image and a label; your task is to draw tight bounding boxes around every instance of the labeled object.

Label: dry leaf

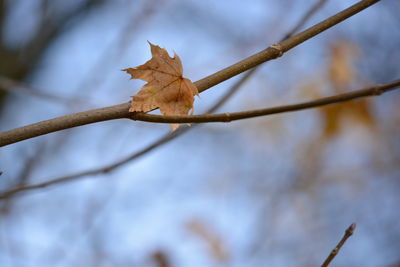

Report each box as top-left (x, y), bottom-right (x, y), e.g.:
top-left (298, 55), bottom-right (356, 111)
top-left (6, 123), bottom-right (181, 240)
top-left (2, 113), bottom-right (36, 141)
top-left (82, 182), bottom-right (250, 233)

top-left (124, 42), bottom-right (198, 130)
top-left (186, 219), bottom-right (230, 263)
top-left (320, 103), bottom-right (345, 138)
top-left (328, 40), bottom-right (359, 92)
top-left (150, 250), bottom-right (170, 267)
top-left (319, 39), bottom-right (375, 138)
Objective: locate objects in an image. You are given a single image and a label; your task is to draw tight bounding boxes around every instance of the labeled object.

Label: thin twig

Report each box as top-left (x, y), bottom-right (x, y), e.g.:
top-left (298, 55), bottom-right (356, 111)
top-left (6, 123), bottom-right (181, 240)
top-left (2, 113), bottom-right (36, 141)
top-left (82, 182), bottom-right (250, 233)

top-left (127, 80), bottom-right (400, 123)
top-left (75, 0), bottom-right (164, 99)
top-left (0, 0), bottom-right (380, 146)
top-left (281, 0), bottom-right (328, 41)
top-left (0, 75), bottom-right (74, 103)
top-left (321, 223), bottom-right (356, 267)
top-left (0, 0), bottom-right (328, 199)
top-left (0, 80), bottom-right (399, 199)
top-left (0, 141), bottom-right (46, 213)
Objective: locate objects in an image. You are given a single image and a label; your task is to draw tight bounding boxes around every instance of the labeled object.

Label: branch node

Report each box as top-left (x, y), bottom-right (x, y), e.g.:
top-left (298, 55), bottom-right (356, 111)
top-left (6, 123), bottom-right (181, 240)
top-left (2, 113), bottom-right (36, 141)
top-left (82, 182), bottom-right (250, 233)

top-left (345, 223), bottom-right (356, 236)
top-left (130, 111), bottom-right (142, 121)
top-left (102, 167), bottom-right (112, 173)
top-left (269, 44), bottom-right (284, 57)
top-left (223, 113), bottom-right (232, 122)
top-left (372, 85), bottom-right (384, 96)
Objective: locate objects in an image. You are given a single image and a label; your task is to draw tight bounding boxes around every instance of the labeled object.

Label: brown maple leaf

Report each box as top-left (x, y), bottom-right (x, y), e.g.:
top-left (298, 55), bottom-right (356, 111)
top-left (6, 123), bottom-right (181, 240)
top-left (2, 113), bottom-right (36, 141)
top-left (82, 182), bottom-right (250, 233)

top-left (123, 42), bottom-right (198, 130)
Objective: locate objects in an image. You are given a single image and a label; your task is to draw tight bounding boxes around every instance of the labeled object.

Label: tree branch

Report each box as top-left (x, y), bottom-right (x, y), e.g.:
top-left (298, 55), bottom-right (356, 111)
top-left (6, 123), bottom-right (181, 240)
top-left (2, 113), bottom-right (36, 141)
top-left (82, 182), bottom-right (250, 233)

top-left (0, 0), bottom-right (381, 146)
top-left (321, 223), bottom-right (356, 267)
top-left (128, 80), bottom-right (400, 123)
top-left (1, 78), bottom-right (398, 147)
top-left (0, 0), bottom-right (328, 199)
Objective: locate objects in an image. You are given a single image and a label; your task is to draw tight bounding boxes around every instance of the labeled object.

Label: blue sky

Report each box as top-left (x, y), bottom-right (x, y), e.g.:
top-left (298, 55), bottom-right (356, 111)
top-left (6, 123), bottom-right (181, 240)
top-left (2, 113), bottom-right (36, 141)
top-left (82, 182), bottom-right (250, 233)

top-left (1, 0), bottom-right (400, 266)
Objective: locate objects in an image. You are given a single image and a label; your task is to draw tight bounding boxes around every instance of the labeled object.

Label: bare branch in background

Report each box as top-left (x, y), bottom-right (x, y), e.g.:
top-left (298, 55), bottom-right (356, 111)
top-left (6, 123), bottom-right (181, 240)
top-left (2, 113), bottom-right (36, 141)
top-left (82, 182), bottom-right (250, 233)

top-left (321, 223), bottom-right (356, 267)
top-left (0, 0), bottom-right (381, 146)
top-left (281, 0), bottom-right (328, 41)
top-left (0, 75), bottom-right (74, 103)
top-left (0, 0), bottom-right (5, 30)
top-left (0, 0), bottom-right (107, 81)
top-left (77, 0), bottom-right (165, 99)
top-left (21, 0), bottom-right (108, 75)
top-left (0, 141), bottom-right (46, 213)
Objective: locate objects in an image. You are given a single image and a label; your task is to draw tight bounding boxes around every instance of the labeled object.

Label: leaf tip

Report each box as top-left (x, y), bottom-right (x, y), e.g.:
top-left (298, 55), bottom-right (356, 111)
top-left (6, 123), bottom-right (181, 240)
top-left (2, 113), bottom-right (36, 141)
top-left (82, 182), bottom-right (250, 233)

top-left (122, 68), bottom-right (135, 79)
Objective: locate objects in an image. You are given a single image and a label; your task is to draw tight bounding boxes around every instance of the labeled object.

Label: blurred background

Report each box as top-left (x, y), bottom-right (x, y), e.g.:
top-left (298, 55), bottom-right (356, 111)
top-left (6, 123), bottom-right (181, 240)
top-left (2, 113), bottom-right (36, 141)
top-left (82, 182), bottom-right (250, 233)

top-left (0, 0), bottom-right (399, 266)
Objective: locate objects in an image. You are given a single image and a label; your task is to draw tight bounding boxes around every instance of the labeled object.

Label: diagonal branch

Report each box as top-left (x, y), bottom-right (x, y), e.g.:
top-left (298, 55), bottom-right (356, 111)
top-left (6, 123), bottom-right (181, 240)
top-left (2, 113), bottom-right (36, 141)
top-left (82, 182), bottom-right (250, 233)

top-left (21, 0), bottom-right (108, 73)
top-left (321, 223), bottom-right (356, 267)
top-left (0, 0), bottom-right (329, 200)
top-left (0, 75), bottom-right (75, 103)
top-left (0, 80), bottom-right (399, 200)
top-left (0, 0), bottom-right (107, 80)
top-left (0, 0), bottom-right (381, 146)
top-left (281, 0), bottom-right (328, 42)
